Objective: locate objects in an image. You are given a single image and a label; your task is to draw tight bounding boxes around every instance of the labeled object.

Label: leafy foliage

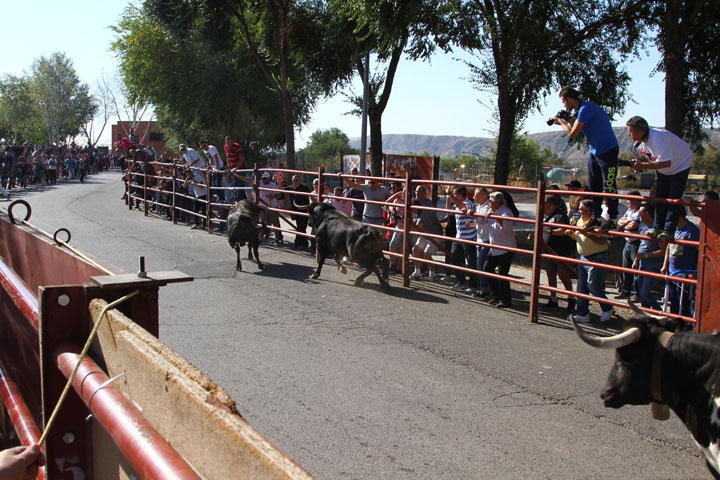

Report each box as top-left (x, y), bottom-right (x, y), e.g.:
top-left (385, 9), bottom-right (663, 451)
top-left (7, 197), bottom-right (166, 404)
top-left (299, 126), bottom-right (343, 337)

top-left (448, 0), bottom-right (645, 185)
top-left (0, 75), bottom-right (38, 142)
top-left (301, 127), bottom-right (357, 168)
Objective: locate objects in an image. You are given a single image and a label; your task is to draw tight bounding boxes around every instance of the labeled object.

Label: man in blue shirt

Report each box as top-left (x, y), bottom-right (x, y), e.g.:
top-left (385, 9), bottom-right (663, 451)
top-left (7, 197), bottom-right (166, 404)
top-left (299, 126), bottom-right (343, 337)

top-left (554, 86), bottom-right (619, 231)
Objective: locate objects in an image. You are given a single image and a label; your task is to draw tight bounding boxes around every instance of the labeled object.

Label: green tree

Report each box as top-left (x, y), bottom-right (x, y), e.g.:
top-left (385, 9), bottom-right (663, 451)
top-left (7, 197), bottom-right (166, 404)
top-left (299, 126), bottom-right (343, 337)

top-left (340, 0), bottom-right (446, 175)
top-left (31, 52), bottom-right (95, 145)
top-left (484, 134), bottom-right (562, 183)
top-left (144, 0), bottom-right (355, 169)
top-left (651, 0), bottom-right (720, 147)
top-left (111, 4), bottom-right (287, 154)
top-left (0, 75), bottom-right (37, 142)
top-left (448, 0), bottom-right (645, 186)
top-left (302, 128), bottom-right (357, 169)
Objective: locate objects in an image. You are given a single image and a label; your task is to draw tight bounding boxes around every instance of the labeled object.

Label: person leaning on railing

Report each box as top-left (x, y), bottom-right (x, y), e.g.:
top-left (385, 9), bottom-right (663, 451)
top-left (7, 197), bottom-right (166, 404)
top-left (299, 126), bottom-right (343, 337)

top-left (531, 194), bottom-right (576, 314)
top-left (563, 198), bottom-right (614, 323)
top-left (475, 191), bottom-right (516, 309)
top-left (626, 115), bottom-right (693, 240)
top-left (632, 203), bottom-right (667, 311)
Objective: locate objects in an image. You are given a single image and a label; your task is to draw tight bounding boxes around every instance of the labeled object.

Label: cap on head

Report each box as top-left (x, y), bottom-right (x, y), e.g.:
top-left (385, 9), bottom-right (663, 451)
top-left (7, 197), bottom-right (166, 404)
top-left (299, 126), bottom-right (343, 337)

top-left (179, 144), bottom-right (186, 151)
top-left (566, 180), bottom-right (582, 189)
top-left (261, 172), bottom-right (271, 179)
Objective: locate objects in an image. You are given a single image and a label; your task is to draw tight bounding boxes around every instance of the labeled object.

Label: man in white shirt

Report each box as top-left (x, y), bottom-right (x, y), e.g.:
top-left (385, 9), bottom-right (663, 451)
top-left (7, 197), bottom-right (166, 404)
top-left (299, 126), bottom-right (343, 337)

top-left (179, 144), bottom-right (208, 229)
top-left (626, 116), bottom-right (693, 240)
top-left (200, 139), bottom-right (227, 230)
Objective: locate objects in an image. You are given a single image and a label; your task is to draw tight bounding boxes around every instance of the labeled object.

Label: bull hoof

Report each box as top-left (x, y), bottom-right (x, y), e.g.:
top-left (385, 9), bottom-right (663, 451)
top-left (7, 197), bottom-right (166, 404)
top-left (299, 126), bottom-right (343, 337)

top-left (339, 266), bottom-right (347, 274)
top-left (310, 272), bottom-right (319, 279)
top-left (236, 264), bottom-right (242, 272)
top-left (381, 283), bottom-right (392, 292)
top-left (257, 263), bottom-right (264, 270)
top-left (354, 279), bottom-right (364, 287)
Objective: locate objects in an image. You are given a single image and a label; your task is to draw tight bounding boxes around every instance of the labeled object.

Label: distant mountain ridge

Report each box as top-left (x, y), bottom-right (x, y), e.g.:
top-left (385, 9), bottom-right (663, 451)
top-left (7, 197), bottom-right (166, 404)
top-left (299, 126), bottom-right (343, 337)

top-left (350, 128), bottom-right (720, 165)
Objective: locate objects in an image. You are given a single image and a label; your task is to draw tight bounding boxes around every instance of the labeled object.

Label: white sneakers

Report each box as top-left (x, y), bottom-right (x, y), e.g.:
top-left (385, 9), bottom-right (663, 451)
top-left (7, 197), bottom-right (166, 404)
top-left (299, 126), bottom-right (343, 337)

top-left (568, 307), bottom-right (615, 324)
top-left (568, 313), bottom-right (591, 323)
top-left (409, 271), bottom-right (422, 280)
top-left (600, 307), bottom-right (615, 322)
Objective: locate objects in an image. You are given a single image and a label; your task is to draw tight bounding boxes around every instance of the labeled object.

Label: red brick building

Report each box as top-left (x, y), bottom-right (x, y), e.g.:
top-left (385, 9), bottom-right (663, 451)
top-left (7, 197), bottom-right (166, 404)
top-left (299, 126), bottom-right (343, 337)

top-left (111, 121), bottom-right (167, 152)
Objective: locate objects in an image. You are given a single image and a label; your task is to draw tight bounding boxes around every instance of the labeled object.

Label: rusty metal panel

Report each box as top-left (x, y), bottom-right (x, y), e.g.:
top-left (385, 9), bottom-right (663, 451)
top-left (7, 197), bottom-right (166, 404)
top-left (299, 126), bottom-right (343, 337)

top-left (89, 299), bottom-right (313, 480)
top-left (697, 200), bottom-right (720, 333)
top-left (39, 286), bottom-right (93, 479)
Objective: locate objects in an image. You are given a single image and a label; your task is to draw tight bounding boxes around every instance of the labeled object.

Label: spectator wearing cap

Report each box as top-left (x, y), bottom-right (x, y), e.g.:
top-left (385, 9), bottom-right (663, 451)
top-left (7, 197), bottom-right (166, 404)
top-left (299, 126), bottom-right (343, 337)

top-left (224, 136), bottom-right (247, 201)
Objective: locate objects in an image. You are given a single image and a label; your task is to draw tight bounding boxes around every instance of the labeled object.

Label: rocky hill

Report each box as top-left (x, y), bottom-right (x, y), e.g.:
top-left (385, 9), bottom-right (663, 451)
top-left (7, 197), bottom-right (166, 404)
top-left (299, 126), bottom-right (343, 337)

top-left (350, 128), bottom-right (720, 165)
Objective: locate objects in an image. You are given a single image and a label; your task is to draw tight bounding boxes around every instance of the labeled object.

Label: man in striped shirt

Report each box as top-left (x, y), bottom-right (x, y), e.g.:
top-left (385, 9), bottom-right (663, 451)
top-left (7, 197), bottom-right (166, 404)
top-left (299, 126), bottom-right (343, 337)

top-left (224, 136), bottom-right (247, 201)
top-left (447, 185), bottom-right (478, 294)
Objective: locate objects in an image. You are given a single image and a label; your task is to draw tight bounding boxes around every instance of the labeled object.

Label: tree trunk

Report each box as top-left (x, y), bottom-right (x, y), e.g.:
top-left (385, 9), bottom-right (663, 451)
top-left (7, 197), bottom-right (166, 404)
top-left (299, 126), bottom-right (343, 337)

top-left (663, 1), bottom-right (684, 136)
top-left (281, 89), bottom-right (296, 170)
top-left (369, 110), bottom-right (383, 176)
top-left (494, 92), bottom-right (516, 186)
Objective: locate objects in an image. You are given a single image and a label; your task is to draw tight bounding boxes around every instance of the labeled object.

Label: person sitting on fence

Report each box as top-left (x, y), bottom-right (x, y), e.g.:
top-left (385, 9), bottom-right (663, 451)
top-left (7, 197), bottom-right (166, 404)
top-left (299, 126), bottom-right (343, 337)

top-left (476, 191), bottom-right (516, 308)
top-left (633, 204), bottom-right (667, 311)
top-left (615, 191), bottom-right (642, 300)
top-left (531, 195), bottom-right (576, 313)
top-left (339, 173), bottom-right (389, 226)
top-left (661, 206), bottom-right (699, 318)
top-left (563, 198), bottom-right (614, 323)
top-left (446, 185), bottom-right (478, 294)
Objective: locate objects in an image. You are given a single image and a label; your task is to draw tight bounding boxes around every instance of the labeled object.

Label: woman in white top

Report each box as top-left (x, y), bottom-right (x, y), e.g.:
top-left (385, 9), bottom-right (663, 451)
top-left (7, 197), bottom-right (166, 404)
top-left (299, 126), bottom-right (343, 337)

top-left (477, 191), bottom-right (516, 308)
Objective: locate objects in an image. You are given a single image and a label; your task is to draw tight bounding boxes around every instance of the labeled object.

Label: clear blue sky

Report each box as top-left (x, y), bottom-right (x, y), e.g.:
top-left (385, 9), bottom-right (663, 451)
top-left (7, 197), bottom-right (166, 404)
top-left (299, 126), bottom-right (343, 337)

top-left (4, 1), bottom-right (665, 148)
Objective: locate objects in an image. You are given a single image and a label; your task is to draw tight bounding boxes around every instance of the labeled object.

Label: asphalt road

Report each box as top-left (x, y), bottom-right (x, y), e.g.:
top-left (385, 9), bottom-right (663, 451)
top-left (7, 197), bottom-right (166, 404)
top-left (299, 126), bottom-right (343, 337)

top-left (4, 172), bottom-right (710, 479)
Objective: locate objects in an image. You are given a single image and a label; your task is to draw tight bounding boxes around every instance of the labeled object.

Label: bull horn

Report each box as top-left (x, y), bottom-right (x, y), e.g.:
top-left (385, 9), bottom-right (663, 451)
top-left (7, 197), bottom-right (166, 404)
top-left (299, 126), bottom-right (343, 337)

top-left (628, 300), bottom-right (667, 321)
top-left (572, 318), bottom-right (642, 349)
top-left (293, 200), bottom-right (310, 211)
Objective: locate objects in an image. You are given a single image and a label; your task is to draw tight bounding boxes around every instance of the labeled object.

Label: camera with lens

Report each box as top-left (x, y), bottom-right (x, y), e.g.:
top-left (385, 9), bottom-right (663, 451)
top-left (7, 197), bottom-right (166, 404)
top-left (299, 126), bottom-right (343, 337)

top-left (618, 158), bottom-right (636, 167)
top-left (546, 110), bottom-right (573, 126)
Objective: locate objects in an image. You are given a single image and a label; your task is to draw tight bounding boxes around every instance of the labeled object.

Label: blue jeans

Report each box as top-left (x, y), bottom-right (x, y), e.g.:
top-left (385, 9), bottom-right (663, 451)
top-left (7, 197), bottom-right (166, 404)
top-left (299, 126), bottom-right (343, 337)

top-left (654, 167), bottom-right (690, 234)
top-left (576, 251), bottom-right (612, 316)
top-left (476, 245), bottom-right (490, 290)
top-left (587, 146), bottom-right (619, 220)
top-left (637, 265), bottom-right (661, 311)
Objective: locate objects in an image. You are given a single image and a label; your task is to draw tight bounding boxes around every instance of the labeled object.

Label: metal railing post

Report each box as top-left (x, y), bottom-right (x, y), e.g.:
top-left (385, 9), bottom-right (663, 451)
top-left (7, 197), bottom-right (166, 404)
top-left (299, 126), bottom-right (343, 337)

top-left (696, 199), bottom-right (720, 332)
top-left (529, 180), bottom-right (546, 323)
top-left (401, 171), bottom-right (413, 287)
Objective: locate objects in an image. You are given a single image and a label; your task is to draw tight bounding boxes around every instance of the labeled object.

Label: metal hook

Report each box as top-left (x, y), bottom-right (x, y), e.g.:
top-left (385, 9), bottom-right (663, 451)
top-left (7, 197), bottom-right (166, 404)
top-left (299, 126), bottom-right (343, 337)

top-left (85, 372), bottom-right (126, 422)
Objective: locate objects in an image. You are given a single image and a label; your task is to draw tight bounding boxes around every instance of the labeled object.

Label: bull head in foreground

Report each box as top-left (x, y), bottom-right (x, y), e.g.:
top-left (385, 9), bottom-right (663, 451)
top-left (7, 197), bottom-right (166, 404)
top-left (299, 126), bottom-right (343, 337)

top-left (573, 303), bottom-right (720, 477)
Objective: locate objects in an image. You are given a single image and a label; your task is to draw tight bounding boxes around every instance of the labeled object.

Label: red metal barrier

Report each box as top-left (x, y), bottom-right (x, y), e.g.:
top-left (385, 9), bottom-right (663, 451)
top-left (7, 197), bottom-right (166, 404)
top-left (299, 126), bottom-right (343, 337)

top-left (55, 346), bottom-right (202, 480)
top-left (123, 164), bottom-right (717, 331)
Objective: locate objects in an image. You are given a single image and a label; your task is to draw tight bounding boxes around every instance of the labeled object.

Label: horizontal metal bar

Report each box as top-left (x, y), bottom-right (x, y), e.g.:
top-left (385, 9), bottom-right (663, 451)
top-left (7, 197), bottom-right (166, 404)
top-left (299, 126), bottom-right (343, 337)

top-left (0, 257), bottom-right (39, 331)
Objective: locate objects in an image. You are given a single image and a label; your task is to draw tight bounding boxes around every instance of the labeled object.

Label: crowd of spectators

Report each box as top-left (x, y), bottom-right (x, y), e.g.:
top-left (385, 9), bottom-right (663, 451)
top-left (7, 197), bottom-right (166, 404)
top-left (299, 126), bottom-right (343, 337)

top-left (116, 130), bottom-right (706, 324)
top-left (0, 141), bottom-right (121, 199)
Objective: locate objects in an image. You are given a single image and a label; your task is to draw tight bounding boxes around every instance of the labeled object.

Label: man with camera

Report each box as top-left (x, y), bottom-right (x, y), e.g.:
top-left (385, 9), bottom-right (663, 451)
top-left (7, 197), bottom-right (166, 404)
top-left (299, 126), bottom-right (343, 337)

top-left (553, 86), bottom-right (619, 231)
top-left (626, 116), bottom-right (693, 240)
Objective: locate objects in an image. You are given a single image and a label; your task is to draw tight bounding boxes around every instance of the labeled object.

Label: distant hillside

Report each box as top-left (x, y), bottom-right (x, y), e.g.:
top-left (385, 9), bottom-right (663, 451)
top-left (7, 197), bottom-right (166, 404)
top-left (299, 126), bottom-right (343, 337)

top-left (350, 128), bottom-right (720, 165)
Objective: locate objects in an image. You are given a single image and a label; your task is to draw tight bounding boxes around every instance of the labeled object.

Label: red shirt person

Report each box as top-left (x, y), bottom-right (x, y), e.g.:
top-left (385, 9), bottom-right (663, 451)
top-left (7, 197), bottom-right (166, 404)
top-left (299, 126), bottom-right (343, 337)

top-left (224, 136), bottom-right (247, 201)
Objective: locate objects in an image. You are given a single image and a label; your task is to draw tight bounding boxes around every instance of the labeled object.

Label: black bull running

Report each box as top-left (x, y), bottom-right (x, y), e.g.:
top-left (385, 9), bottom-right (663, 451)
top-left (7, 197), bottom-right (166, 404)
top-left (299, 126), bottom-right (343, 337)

top-left (305, 202), bottom-right (391, 291)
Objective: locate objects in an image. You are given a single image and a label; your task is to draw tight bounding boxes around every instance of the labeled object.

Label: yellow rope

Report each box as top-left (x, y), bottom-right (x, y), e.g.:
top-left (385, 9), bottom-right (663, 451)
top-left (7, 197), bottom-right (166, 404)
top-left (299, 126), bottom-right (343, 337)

top-left (37, 290), bottom-right (139, 445)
